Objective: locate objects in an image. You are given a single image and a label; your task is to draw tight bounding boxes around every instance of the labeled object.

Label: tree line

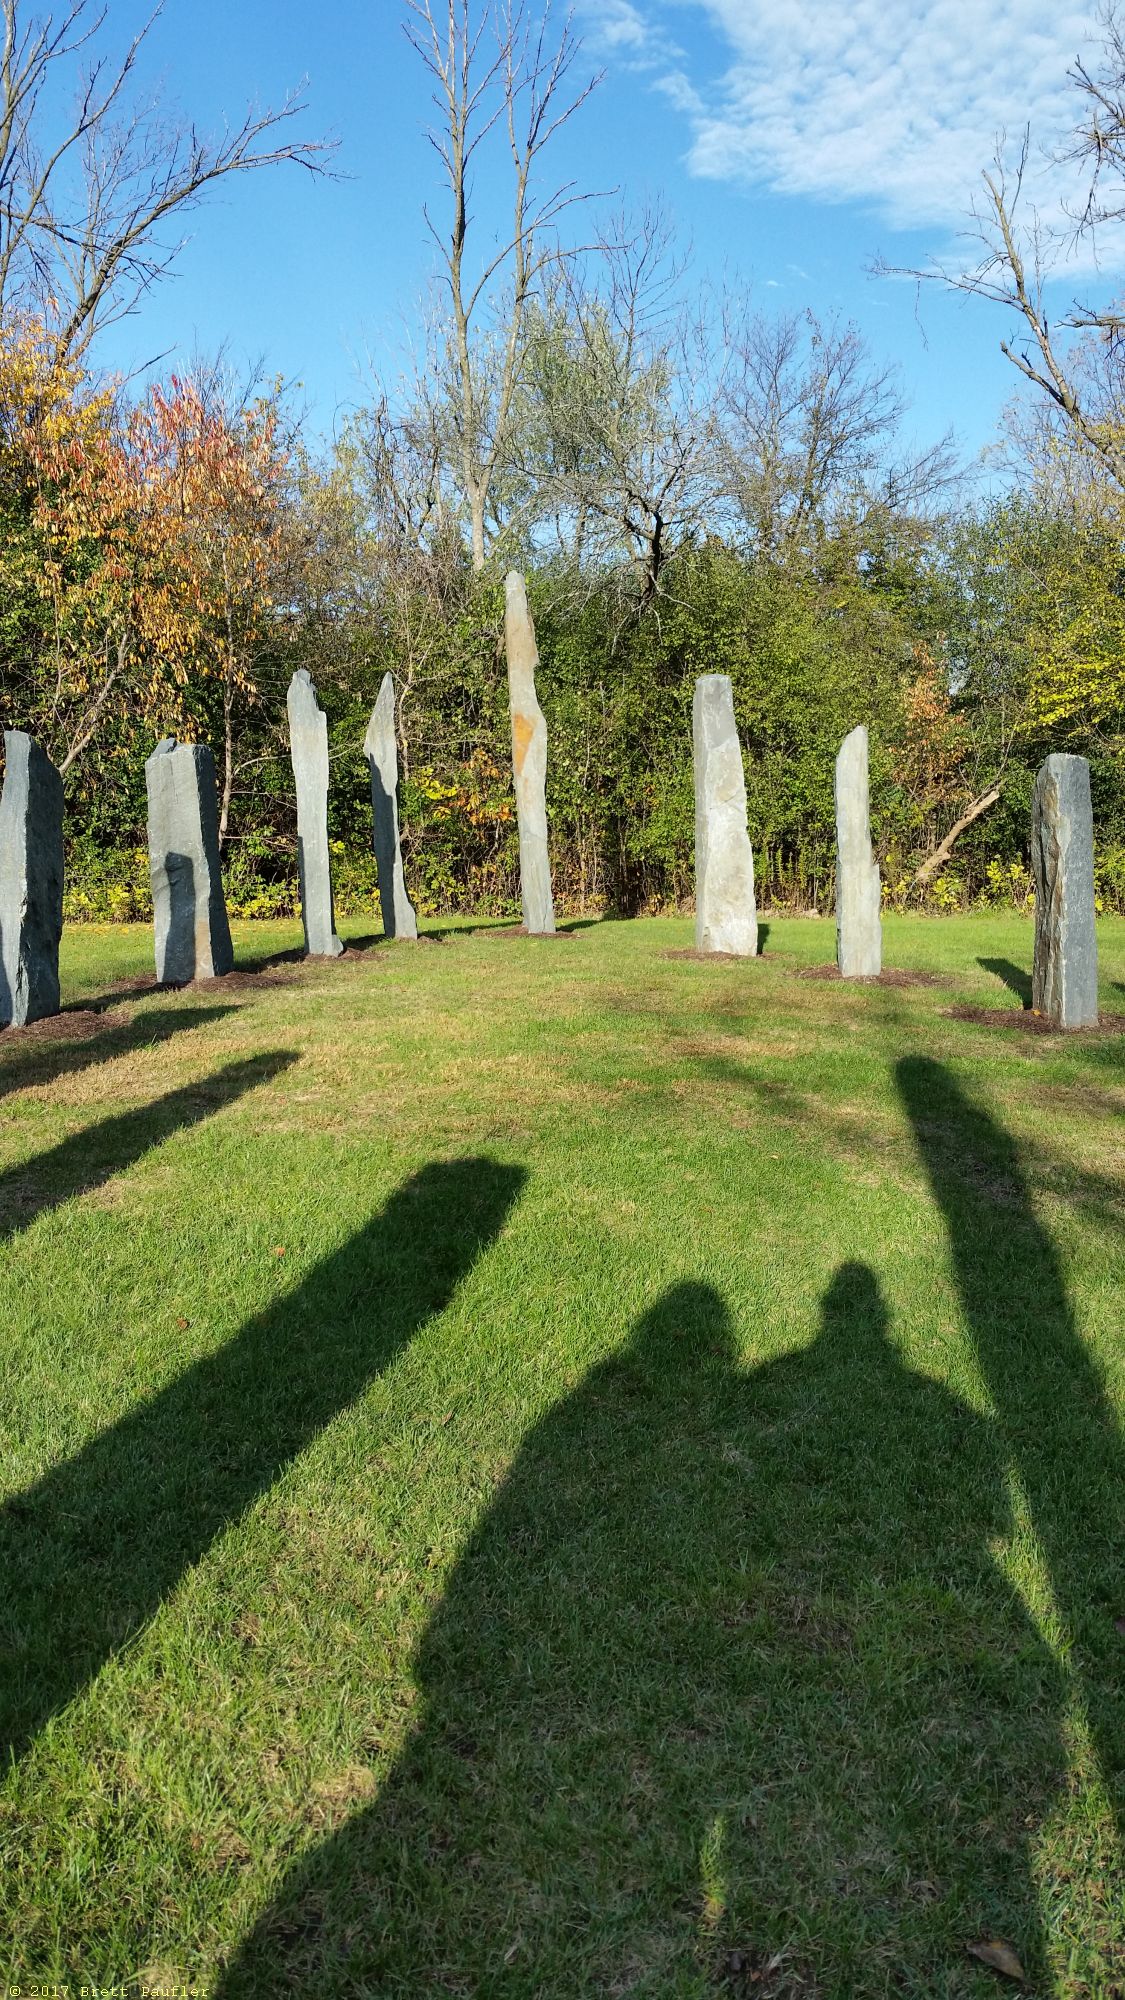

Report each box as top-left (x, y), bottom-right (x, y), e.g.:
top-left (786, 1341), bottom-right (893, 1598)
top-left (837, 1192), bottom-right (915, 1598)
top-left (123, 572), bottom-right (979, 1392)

top-left (1, 0), bottom-right (1124, 920)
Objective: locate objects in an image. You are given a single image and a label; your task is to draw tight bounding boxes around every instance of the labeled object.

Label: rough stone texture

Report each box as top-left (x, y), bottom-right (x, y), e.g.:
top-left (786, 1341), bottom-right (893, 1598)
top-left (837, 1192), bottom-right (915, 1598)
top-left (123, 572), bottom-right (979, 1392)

top-left (287, 668), bottom-right (344, 958)
top-left (834, 725), bottom-right (882, 978)
top-left (504, 571), bottom-right (555, 935)
top-left (0, 730), bottom-right (64, 1026)
top-left (364, 673), bottom-right (418, 940)
top-left (692, 674), bottom-right (758, 955)
top-left (145, 738), bottom-right (234, 984)
top-left (1031, 752), bottom-right (1098, 1028)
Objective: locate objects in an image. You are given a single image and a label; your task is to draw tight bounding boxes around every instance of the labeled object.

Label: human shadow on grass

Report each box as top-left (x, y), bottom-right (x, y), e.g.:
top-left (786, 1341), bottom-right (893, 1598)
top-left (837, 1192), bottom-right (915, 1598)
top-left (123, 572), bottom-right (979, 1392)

top-left (0, 1003), bottom-right (237, 1105)
top-left (0, 1050), bottom-right (295, 1247)
top-left (899, 1057), bottom-right (1124, 1850)
top-left (0, 1156), bottom-right (525, 1767)
top-left (977, 958), bottom-right (1032, 1007)
top-left (218, 1267), bottom-right (1066, 1999)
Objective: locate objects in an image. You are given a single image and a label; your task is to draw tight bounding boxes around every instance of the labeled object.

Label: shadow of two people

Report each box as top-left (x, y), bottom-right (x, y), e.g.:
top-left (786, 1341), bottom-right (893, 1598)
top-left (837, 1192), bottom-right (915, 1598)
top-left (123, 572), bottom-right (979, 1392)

top-left (219, 1254), bottom-right (1071, 1996)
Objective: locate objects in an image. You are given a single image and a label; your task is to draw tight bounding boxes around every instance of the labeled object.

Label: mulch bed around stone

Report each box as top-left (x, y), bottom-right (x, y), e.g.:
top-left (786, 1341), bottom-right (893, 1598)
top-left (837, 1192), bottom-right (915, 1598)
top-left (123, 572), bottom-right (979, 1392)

top-left (661, 949), bottom-right (772, 963)
top-left (175, 946), bottom-right (393, 990)
top-left (944, 1005), bottom-right (1125, 1036)
top-left (0, 1005), bottom-right (129, 1042)
top-left (796, 965), bottom-right (944, 987)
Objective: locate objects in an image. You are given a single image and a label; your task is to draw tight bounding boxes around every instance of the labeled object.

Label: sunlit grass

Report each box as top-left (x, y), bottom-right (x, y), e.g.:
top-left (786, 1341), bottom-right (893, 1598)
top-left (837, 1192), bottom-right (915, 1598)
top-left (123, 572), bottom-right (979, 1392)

top-left (1, 912), bottom-right (1122, 1997)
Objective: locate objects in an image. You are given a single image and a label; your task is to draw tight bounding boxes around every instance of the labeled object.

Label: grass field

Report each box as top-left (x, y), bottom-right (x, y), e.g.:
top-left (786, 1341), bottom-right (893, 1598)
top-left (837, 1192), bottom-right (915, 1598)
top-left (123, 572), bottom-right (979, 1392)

top-left (1, 911), bottom-right (1123, 1999)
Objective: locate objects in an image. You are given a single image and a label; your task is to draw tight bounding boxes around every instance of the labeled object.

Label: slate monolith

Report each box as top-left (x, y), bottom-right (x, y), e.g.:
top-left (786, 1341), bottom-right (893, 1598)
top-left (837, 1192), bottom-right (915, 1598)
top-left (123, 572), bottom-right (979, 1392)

top-left (504, 571), bottom-right (555, 935)
top-left (692, 674), bottom-right (758, 956)
top-left (145, 738), bottom-right (234, 985)
top-left (0, 730), bottom-right (64, 1027)
top-left (287, 667), bottom-right (343, 958)
top-left (364, 673), bottom-right (417, 941)
top-left (834, 725), bottom-right (882, 978)
top-left (1031, 752), bottom-right (1098, 1028)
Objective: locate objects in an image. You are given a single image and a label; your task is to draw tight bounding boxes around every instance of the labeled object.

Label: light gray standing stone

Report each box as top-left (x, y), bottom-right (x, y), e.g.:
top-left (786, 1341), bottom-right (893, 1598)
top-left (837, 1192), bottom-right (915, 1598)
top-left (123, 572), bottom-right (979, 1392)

top-left (0, 730), bottom-right (64, 1027)
top-left (692, 674), bottom-right (758, 956)
top-left (364, 673), bottom-right (417, 940)
top-left (834, 725), bottom-right (882, 978)
top-left (145, 738), bottom-right (234, 984)
top-left (287, 667), bottom-right (343, 958)
top-left (1031, 752), bottom-right (1098, 1028)
top-left (504, 571), bottom-right (555, 934)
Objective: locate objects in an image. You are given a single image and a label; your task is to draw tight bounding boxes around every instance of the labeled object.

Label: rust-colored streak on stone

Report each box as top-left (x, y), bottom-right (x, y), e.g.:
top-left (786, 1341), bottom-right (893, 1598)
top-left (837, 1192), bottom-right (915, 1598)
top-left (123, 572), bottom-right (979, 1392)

top-left (513, 711), bottom-right (535, 777)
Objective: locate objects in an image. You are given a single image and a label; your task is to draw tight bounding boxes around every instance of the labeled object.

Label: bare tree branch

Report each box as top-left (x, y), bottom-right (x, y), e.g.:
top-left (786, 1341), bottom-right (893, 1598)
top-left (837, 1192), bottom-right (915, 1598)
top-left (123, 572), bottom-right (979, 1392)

top-left (0, 0), bottom-right (335, 358)
top-left (401, 0), bottom-right (603, 569)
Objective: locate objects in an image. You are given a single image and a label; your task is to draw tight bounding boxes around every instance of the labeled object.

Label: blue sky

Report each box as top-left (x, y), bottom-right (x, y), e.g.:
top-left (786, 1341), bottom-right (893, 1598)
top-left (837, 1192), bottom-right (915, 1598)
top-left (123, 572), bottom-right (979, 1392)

top-left (92, 0), bottom-right (1119, 475)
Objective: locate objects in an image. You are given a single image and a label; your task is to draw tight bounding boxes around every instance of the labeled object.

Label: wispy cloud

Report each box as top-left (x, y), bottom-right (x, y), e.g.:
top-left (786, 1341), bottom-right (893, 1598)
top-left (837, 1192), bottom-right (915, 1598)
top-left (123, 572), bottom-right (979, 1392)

top-left (590, 0), bottom-right (1112, 255)
top-left (576, 0), bottom-right (682, 70)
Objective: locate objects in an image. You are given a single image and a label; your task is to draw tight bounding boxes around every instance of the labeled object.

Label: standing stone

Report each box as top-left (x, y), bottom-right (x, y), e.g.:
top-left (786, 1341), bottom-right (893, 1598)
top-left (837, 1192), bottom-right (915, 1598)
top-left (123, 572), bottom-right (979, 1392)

top-left (145, 738), bottom-right (234, 984)
top-left (504, 571), bottom-right (555, 935)
top-left (364, 673), bottom-right (417, 941)
top-left (287, 668), bottom-right (343, 958)
top-left (1031, 753), bottom-right (1098, 1028)
top-left (834, 725), bottom-right (882, 978)
top-left (692, 674), bottom-right (758, 956)
top-left (0, 730), bottom-right (64, 1027)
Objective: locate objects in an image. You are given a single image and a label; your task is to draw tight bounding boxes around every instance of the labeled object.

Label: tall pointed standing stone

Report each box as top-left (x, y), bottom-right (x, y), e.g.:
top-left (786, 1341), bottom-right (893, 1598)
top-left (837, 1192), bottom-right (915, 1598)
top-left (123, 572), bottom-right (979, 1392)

top-left (1031, 752), bottom-right (1098, 1028)
top-left (0, 730), bottom-right (64, 1027)
top-left (834, 725), bottom-right (882, 978)
top-left (145, 738), bottom-right (234, 984)
top-left (364, 674), bottom-right (417, 941)
top-left (692, 674), bottom-right (758, 956)
top-left (504, 571), bottom-right (555, 935)
top-left (287, 668), bottom-right (343, 958)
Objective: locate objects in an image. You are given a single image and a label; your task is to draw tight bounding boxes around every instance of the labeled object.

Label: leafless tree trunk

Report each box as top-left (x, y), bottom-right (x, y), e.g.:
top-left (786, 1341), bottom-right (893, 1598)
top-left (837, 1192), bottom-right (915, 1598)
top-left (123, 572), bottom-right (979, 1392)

top-left (910, 785), bottom-right (1002, 887)
top-left (402, 0), bottom-right (600, 569)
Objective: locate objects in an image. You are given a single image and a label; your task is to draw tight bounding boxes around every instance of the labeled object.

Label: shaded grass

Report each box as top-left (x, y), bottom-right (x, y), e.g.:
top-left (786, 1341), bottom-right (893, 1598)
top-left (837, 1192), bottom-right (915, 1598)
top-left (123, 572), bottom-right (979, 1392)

top-left (1, 912), bottom-right (1123, 1997)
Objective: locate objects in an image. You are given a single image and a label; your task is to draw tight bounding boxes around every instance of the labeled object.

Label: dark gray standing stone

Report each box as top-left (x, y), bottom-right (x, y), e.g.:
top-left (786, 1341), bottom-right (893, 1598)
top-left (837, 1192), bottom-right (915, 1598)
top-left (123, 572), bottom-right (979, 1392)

top-left (287, 668), bottom-right (343, 958)
top-left (145, 738), bottom-right (234, 984)
top-left (364, 673), bottom-right (418, 941)
top-left (0, 730), bottom-right (64, 1026)
top-left (1031, 753), bottom-right (1098, 1028)
top-left (834, 725), bottom-right (882, 978)
top-left (692, 674), bottom-right (758, 955)
top-left (504, 571), bottom-right (555, 935)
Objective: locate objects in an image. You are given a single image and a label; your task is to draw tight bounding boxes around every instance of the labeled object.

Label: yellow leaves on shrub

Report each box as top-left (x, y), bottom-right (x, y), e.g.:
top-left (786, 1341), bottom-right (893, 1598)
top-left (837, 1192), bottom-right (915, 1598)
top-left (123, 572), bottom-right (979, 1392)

top-left (0, 318), bottom-right (292, 744)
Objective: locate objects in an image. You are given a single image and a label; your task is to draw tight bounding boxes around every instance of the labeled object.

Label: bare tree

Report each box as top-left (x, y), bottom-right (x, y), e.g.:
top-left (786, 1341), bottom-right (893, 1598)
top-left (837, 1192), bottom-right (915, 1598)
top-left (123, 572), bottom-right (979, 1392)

top-left (716, 306), bottom-right (956, 560)
top-left (516, 205), bottom-right (719, 602)
top-left (887, 4), bottom-right (1125, 493)
top-left (402, 0), bottom-right (600, 570)
top-left (0, 0), bottom-right (331, 358)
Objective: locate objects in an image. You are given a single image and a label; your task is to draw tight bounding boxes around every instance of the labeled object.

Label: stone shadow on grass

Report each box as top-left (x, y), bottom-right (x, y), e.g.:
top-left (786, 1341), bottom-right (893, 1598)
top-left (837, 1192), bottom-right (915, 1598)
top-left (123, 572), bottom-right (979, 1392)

top-left (898, 1057), bottom-right (1124, 1854)
top-left (0, 1156), bottom-right (525, 1767)
top-left (977, 957), bottom-right (1032, 1007)
top-left (0, 1050), bottom-right (294, 1245)
top-left (0, 1002), bottom-right (238, 1105)
top-left (217, 1267), bottom-right (1066, 1998)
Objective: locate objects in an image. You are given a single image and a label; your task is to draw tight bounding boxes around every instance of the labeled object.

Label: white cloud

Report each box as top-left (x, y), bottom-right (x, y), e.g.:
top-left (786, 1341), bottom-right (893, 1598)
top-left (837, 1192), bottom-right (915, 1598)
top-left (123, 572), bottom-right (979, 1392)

top-left (577, 0), bottom-right (682, 70)
top-left (605, 0), bottom-right (1112, 253)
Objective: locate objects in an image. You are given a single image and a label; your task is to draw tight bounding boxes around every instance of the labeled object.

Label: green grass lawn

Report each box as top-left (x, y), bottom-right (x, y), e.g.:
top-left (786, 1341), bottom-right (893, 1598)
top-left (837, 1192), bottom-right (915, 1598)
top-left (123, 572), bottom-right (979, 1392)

top-left (1, 911), bottom-right (1123, 1998)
